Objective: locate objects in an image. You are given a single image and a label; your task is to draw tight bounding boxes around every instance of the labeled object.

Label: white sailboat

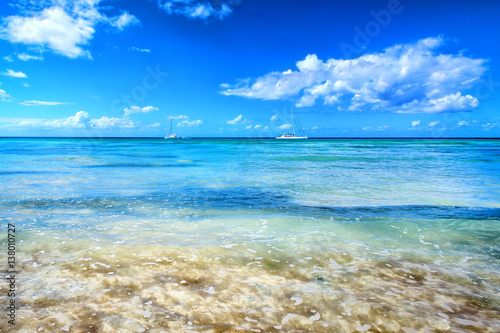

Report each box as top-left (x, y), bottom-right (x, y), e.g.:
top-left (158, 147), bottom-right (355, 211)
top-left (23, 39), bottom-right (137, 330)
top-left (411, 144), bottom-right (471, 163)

top-left (276, 106), bottom-right (308, 139)
top-left (164, 118), bottom-right (182, 139)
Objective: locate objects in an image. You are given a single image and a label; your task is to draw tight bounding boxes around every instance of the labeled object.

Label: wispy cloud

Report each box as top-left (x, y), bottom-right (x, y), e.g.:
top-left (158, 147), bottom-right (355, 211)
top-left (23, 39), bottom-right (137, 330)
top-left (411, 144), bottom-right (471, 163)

top-left (130, 47), bottom-right (151, 53)
top-left (3, 69), bottom-right (27, 78)
top-left (221, 37), bottom-right (486, 114)
top-left (227, 115), bottom-right (243, 124)
top-left (0, 89), bottom-right (11, 101)
top-left (177, 119), bottom-right (202, 127)
top-left (157, 0), bottom-right (234, 20)
top-left (226, 114), bottom-right (250, 125)
top-left (412, 120), bottom-right (421, 127)
top-left (20, 100), bottom-right (71, 106)
top-left (278, 123), bottom-right (292, 130)
top-left (17, 53), bottom-right (43, 61)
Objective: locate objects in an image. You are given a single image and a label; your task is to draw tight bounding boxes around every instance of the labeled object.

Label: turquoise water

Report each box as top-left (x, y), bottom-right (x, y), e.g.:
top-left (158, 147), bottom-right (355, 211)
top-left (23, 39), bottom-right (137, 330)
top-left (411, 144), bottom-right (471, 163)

top-left (1, 138), bottom-right (499, 332)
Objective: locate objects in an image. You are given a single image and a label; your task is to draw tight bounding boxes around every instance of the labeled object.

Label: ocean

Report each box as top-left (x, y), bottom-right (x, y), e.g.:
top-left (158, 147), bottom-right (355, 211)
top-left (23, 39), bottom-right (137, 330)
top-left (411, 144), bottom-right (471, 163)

top-left (0, 138), bottom-right (499, 332)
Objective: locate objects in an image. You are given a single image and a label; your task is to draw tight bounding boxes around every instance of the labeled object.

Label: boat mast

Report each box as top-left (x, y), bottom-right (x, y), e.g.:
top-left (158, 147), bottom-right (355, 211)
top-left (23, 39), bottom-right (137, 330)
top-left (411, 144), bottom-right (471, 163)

top-left (292, 106), bottom-right (295, 135)
top-left (169, 118), bottom-right (172, 136)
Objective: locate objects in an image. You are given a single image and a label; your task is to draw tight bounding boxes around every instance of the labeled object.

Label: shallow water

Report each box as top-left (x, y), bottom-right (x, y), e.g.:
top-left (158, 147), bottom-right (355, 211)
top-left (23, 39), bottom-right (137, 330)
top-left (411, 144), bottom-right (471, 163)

top-left (1, 138), bottom-right (499, 332)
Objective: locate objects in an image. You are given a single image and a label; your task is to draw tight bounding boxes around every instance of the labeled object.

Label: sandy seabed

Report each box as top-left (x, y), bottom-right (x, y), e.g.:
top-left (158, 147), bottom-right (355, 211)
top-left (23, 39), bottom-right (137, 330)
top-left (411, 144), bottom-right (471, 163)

top-left (1, 240), bottom-right (499, 333)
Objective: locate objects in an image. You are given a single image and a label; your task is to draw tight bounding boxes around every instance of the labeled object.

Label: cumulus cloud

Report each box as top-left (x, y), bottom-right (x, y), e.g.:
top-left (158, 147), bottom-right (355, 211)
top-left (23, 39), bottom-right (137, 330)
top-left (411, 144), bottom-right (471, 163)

top-left (157, 0), bottom-right (234, 20)
top-left (177, 119), bottom-right (202, 127)
top-left (3, 69), bottom-right (27, 78)
top-left (270, 114), bottom-right (278, 121)
top-left (428, 121), bottom-right (440, 127)
top-left (412, 120), bottom-right (420, 127)
top-left (111, 12), bottom-right (139, 31)
top-left (44, 110), bottom-right (90, 128)
top-left (0, 1), bottom-right (140, 58)
top-left (221, 37), bottom-right (487, 113)
top-left (1, 7), bottom-right (94, 58)
top-left (123, 105), bottom-right (158, 117)
top-left (2, 110), bottom-right (164, 131)
top-left (245, 125), bottom-right (252, 130)
top-left (423, 92), bottom-right (479, 113)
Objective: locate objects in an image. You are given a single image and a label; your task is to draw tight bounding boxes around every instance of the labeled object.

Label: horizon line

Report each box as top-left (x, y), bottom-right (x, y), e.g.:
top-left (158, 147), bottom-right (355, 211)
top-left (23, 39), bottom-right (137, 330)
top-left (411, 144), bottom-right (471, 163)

top-left (1, 136), bottom-right (499, 140)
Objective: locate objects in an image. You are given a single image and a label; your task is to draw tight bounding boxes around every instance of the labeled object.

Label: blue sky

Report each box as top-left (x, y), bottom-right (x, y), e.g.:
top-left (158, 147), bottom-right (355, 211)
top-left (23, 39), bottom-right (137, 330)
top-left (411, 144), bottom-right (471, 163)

top-left (0, 0), bottom-right (499, 137)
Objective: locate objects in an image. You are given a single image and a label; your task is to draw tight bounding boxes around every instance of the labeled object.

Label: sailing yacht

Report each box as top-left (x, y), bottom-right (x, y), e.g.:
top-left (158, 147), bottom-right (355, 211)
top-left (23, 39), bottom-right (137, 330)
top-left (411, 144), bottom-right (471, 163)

top-left (164, 118), bottom-right (182, 139)
top-left (276, 106), bottom-right (308, 139)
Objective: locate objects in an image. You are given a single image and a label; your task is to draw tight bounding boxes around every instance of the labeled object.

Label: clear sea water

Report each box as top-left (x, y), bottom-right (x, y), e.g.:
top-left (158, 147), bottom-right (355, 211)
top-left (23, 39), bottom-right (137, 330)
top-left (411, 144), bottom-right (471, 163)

top-left (0, 138), bottom-right (499, 332)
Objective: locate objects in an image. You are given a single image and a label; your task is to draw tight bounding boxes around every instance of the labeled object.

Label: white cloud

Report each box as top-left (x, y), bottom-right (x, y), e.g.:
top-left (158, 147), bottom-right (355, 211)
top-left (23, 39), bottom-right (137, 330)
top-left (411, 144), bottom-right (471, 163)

top-left (227, 115), bottom-right (243, 124)
top-left (221, 37), bottom-right (487, 113)
top-left (20, 100), bottom-right (71, 106)
top-left (90, 116), bottom-right (137, 129)
top-left (424, 92), bottom-right (479, 113)
top-left (428, 121), bottom-right (440, 127)
top-left (123, 105), bottom-right (158, 117)
top-left (147, 122), bottom-right (161, 128)
top-left (169, 115), bottom-right (188, 120)
top-left (278, 123), bottom-right (292, 130)
top-left (412, 120), bottom-right (420, 127)
top-left (0, 89), bottom-right (10, 101)
top-left (481, 122), bottom-right (497, 130)
top-left (130, 47), bottom-right (151, 53)
top-left (44, 110), bottom-right (90, 128)
top-left (1, 111), bottom-right (158, 130)
top-left (2, 7), bottom-right (94, 59)
top-left (245, 125), bottom-right (252, 130)
top-left (458, 120), bottom-right (471, 127)
top-left (3, 55), bottom-right (13, 62)
top-left (111, 12), bottom-right (139, 30)
top-left (157, 0), bottom-right (233, 20)
top-left (270, 114), bottom-right (278, 121)
top-left (3, 69), bottom-right (27, 78)
top-left (23, 83), bottom-right (30, 87)
top-left (254, 124), bottom-right (262, 129)
top-left (1, 1), bottom-right (140, 59)
top-left (17, 53), bottom-right (43, 61)
top-left (177, 119), bottom-right (202, 127)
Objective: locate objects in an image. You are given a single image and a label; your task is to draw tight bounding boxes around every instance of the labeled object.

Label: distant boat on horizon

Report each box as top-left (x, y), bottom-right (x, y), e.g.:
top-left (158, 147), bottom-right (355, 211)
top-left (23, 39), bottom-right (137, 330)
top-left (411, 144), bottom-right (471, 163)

top-left (164, 118), bottom-right (182, 139)
top-left (276, 106), bottom-right (308, 140)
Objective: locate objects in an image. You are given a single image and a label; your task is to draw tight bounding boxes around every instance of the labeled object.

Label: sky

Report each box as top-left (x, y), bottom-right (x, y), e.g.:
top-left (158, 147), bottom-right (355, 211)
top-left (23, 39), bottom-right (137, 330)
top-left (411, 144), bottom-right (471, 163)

top-left (0, 0), bottom-right (499, 138)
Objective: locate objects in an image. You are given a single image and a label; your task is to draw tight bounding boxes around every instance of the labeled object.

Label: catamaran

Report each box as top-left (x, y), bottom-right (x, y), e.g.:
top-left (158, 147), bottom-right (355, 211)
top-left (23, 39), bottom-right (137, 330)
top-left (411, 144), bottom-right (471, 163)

top-left (276, 106), bottom-right (308, 139)
top-left (164, 118), bottom-right (182, 139)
